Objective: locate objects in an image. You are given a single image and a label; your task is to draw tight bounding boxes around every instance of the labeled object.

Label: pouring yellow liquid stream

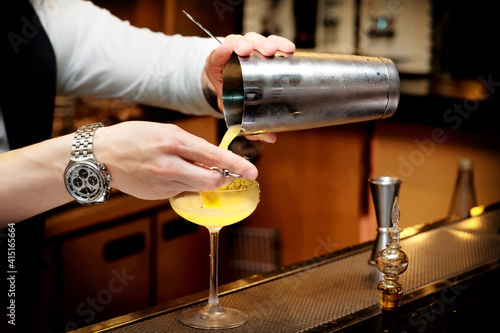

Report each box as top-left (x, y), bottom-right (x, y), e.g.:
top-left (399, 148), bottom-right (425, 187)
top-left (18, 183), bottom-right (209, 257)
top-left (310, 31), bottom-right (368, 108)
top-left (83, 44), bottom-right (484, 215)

top-left (218, 124), bottom-right (241, 150)
top-left (170, 125), bottom-right (260, 229)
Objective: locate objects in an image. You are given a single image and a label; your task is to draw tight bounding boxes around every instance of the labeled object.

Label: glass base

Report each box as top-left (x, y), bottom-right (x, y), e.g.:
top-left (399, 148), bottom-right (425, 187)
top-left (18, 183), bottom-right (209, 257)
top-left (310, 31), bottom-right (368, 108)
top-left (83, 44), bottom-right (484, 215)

top-left (178, 303), bottom-right (248, 329)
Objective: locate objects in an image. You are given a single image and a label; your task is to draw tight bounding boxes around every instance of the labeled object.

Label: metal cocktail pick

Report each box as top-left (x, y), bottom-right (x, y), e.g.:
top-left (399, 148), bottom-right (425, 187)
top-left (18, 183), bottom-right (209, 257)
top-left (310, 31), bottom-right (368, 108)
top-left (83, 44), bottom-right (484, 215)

top-left (182, 10), bottom-right (222, 44)
top-left (194, 162), bottom-right (241, 178)
top-left (376, 197), bottom-right (408, 330)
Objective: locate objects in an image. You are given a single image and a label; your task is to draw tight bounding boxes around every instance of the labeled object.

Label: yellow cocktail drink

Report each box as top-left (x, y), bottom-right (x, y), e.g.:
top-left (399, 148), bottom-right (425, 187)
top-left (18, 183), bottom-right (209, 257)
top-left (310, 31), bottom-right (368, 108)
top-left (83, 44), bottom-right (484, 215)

top-left (171, 124), bottom-right (257, 229)
top-left (171, 123), bottom-right (256, 329)
top-left (170, 179), bottom-right (259, 229)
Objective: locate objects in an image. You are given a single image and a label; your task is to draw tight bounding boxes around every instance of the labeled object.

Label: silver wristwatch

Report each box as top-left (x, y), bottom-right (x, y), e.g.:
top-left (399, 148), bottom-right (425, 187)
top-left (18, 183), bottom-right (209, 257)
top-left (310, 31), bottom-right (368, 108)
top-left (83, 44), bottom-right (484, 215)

top-left (64, 123), bottom-right (111, 204)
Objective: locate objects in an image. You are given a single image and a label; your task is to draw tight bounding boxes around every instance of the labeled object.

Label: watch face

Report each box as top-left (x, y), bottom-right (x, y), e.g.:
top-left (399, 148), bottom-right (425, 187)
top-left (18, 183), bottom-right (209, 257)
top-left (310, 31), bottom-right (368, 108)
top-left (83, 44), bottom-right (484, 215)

top-left (65, 162), bottom-right (105, 203)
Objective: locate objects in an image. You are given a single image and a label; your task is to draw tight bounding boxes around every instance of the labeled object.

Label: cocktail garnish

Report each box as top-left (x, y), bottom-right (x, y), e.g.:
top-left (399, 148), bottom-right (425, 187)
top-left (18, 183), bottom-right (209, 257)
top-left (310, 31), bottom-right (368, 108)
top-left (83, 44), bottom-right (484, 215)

top-left (201, 179), bottom-right (258, 208)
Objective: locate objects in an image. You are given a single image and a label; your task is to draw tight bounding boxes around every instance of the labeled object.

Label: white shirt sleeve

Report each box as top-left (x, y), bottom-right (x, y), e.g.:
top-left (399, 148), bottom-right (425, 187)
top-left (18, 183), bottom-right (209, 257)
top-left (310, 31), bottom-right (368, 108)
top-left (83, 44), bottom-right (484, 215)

top-left (31, 0), bottom-right (222, 117)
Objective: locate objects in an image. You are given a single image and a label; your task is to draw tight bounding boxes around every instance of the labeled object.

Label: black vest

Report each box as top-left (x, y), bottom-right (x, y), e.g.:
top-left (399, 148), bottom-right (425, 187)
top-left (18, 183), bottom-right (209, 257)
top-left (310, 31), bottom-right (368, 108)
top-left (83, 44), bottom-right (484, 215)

top-left (1, 0), bottom-right (56, 146)
top-left (1, 1), bottom-right (56, 332)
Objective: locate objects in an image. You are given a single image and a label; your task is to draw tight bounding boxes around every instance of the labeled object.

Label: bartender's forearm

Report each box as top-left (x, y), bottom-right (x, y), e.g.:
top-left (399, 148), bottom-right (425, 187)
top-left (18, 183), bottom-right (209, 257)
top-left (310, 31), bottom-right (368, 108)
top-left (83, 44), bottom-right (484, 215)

top-left (0, 120), bottom-right (259, 227)
top-left (0, 134), bottom-right (74, 226)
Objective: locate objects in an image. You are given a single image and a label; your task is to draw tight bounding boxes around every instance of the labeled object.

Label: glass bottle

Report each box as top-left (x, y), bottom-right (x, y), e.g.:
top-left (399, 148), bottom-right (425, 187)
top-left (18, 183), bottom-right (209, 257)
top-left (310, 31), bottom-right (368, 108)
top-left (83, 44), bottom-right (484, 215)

top-left (376, 197), bottom-right (408, 311)
top-left (448, 158), bottom-right (477, 220)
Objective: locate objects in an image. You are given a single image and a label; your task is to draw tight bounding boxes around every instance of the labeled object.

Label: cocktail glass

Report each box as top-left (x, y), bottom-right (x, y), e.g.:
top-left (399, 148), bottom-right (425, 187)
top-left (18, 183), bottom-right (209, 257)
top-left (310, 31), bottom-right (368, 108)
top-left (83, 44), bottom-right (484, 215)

top-left (170, 180), bottom-right (260, 329)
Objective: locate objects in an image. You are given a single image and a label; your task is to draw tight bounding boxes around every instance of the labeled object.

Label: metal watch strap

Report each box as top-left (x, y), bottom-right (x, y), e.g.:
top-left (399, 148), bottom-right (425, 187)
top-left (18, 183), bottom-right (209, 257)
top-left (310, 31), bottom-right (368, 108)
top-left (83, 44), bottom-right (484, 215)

top-left (71, 122), bottom-right (103, 161)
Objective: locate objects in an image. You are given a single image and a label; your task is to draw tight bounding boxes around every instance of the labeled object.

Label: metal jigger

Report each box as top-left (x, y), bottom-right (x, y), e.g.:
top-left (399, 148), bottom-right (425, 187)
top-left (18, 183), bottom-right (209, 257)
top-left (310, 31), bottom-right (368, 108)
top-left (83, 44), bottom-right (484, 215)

top-left (368, 177), bottom-right (402, 265)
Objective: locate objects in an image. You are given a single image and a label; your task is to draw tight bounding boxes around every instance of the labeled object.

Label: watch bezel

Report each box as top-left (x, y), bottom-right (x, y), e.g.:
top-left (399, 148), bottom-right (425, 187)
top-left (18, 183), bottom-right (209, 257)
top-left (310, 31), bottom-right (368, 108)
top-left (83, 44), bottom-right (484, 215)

top-left (64, 160), bottom-right (109, 204)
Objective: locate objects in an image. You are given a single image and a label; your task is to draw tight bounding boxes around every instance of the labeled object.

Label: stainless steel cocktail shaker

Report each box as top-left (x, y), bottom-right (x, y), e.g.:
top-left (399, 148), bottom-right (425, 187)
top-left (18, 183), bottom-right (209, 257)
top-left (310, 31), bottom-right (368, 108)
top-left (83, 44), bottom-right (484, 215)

top-left (223, 51), bottom-right (400, 135)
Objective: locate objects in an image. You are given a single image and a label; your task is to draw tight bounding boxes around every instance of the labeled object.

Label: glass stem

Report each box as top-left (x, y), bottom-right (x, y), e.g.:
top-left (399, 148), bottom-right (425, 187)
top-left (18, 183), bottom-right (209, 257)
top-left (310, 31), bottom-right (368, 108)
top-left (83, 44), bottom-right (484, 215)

top-left (208, 229), bottom-right (221, 306)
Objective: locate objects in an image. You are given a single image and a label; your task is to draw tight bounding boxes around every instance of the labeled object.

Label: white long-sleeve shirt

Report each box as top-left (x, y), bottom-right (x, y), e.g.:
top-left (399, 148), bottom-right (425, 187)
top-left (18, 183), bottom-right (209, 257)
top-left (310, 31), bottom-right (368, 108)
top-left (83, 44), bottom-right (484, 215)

top-left (0, 0), bottom-right (222, 152)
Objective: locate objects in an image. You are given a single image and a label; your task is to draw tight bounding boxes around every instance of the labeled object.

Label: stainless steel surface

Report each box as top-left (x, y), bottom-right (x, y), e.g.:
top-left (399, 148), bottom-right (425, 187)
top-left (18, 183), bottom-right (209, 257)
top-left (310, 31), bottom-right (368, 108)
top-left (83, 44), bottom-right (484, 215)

top-left (368, 177), bottom-right (402, 265)
top-left (76, 207), bottom-right (500, 333)
top-left (222, 51), bottom-right (400, 135)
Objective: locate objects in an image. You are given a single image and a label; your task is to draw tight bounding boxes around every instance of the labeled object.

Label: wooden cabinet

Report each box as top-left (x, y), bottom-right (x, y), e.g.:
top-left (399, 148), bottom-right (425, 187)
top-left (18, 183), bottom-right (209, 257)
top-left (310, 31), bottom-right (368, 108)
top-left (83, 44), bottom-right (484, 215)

top-left (61, 217), bottom-right (151, 328)
top-left (155, 209), bottom-right (209, 303)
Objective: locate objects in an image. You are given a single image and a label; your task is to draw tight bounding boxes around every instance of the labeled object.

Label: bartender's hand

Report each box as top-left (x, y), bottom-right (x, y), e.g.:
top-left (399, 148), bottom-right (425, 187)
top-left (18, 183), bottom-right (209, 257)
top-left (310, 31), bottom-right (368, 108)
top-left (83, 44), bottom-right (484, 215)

top-left (94, 121), bottom-right (257, 200)
top-left (0, 121), bottom-right (258, 225)
top-left (203, 32), bottom-right (295, 143)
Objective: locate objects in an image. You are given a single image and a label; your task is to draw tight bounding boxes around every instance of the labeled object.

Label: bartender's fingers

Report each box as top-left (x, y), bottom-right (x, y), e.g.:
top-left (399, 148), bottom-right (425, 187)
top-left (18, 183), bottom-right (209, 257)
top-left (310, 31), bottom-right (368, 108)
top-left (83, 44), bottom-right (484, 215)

top-left (222, 34), bottom-right (253, 56)
top-left (161, 158), bottom-right (231, 192)
top-left (206, 33), bottom-right (295, 97)
top-left (245, 133), bottom-right (277, 144)
top-left (172, 128), bottom-right (258, 181)
top-left (207, 41), bottom-right (234, 77)
top-left (117, 155), bottom-right (232, 199)
top-left (208, 33), bottom-right (295, 82)
top-left (225, 32), bottom-right (276, 56)
top-left (243, 32), bottom-right (297, 56)
top-left (94, 122), bottom-right (257, 200)
top-left (204, 42), bottom-right (233, 99)
top-left (266, 34), bottom-right (296, 53)
top-left (226, 32), bottom-right (295, 57)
